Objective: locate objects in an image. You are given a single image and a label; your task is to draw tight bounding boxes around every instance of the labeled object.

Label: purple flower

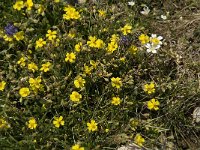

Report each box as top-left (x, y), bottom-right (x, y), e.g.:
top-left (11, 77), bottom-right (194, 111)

top-left (119, 36), bottom-right (130, 46)
top-left (4, 23), bottom-right (18, 36)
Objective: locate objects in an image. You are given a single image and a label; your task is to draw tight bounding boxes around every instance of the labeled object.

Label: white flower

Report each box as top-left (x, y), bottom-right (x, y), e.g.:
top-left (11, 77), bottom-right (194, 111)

top-left (150, 34), bottom-right (163, 46)
top-left (128, 1), bottom-right (135, 6)
top-left (145, 43), bottom-right (159, 53)
top-left (140, 6), bottom-right (150, 15)
top-left (161, 15), bottom-right (167, 20)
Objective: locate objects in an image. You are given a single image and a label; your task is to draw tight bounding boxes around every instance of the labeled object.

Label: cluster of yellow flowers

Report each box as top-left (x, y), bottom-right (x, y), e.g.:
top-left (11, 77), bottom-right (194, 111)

top-left (3, 31), bottom-right (24, 42)
top-left (143, 82), bottom-right (160, 110)
top-left (17, 55), bottom-right (51, 73)
top-left (13, 0), bottom-right (33, 11)
top-left (26, 115), bottom-right (99, 139)
top-left (0, 0), bottom-right (169, 148)
top-left (29, 76), bottom-right (43, 93)
top-left (87, 36), bottom-right (105, 49)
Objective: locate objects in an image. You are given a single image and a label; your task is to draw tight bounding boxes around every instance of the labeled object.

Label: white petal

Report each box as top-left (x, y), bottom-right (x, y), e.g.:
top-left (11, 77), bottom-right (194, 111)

top-left (140, 7), bottom-right (150, 15)
top-left (152, 49), bottom-right (157, 53)
top-left (147, 48), bottom-right (151, 53)
top-left (158, 36), bottom-right (163, 40)
top-left (140, 11), bottom-right (145, 15)
top-left (151, 34), bottom-right (156, 38)
top-left (152, 49), bottom-right (157, 54)
top-left (145, 43), bottom-right (151, 48)
top-left (128, 1), bottom-right (135, 6)
top-left (155, 44), bottom-right (161, 49)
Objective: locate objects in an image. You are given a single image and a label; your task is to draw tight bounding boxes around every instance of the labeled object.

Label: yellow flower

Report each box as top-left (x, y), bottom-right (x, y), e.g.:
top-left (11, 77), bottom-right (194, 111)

top-left (19, 87), bottom-right (30, 97)
top-left (40, 62), bottom-right (51, 72)
top-left (63, 6), bottom-right (80, 20)
top-left (71, 144), bottom-right (84, 150)
top-left (37, 4), bottom-right (45, 15)
top-left (27, 118), bottom-right (37, 129)
top-left (134, 134), bottom-right (145, 147)
top-left (46, 30), bottom-right (57, 41)
top-left (129, 45), bottom-right (138, 55)
top-left (35, 38), bottom-right (46, 49)
top-left (150, 34), bottom-right (163, 46)
top-left (70, 91), bottom-right (82, 102)
top-left (111, 96), bottom-right (121, 105)
top-left (130, 118), bottom-right (139, 131)
top-left (151, 38), bottom-right (159, 45)
top-left (0, 118), bottom-right (10, 129)
top-left (84, 65), bottom-right (93, 75)
top-left (0, 81), bottom-right (6, 91)
top-left (3, 35), bottom-right (13, 42)
top-left (143, 82), bottom-right (155, 94)
top-left (14, 31), bottom-right (24, 41)
top-left (52, 38), bottom-right (60, 47)
top-left (139, 34), bottom-right (150, 44)
top-left (25, 0), bottom-right (33, 10)
top-left (98, 10), bottom-right (106, 17)
top-left (90, 60), bottom-right (98, 69)
top-left (119, 57), bottom-right (126, 62)
top-left (53, 116), bottom-right (65, 128)
top-left (111, 77), bottom-right (122, 89)
top-left (29, 77), bottom-right (42, 89)
top-left (68, 30), bottom-right (76, 38)
top-left (147, 98), bottom-right (160, 111)
top-left (87, 37), bottom-right (104, 49)
top-left (75, 42), bottom-right (82, 52)
top-left (65, 52), bottom-right (76, 63)
top-left (28, 50), bottom-right (32, 54)
top-left (74, 76), bottom-right (86, 88)
top-left (13, 1), bottom-right (24, 11)
top-left (120, 24), bottom-right (132, 35)
top-left (107, 42), bottom-right (118, 53)
top-left (87, 119), bottom-right (98, 132)
top-left (87, 36), bottom-right (97, 48)
top-left (105, 128), bottom-right (109, 133)
top-left (102, 28), bottom-right (108, 32)
top-left (17, 57), bottom-right (26, 67)
top-left (54, 0), bottom-right (60, 3)
top-left (110, 34), bottom-right (119, 43)
top-left (95, 39), bottom-right (105, 49)
top-left (28, 62), bottom-right (38, 72)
